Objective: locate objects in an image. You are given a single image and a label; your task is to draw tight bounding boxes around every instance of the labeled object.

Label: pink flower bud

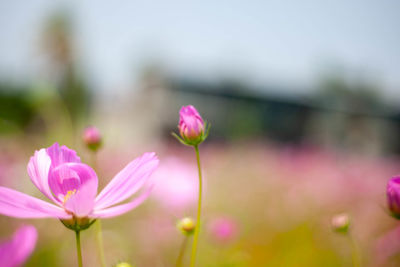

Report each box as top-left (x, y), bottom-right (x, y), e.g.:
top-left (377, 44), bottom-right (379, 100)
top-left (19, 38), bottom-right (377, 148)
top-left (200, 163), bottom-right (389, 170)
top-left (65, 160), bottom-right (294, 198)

top-left (178, 105), bottom-right (205, 145)
top-left (387, 176), bottom-right (400, 219)
top-left (331, 213), bottom-right (350, 233)
top-left (82, 126), bottom-right (102, 151)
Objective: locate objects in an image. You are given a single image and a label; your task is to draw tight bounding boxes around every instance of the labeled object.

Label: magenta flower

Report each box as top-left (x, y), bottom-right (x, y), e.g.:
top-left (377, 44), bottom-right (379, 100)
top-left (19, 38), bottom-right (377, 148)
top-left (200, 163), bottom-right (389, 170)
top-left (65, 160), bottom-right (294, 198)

top-left (387, 176), bottom-right (400, 219)
top-left (0, 225), bottom-right (37, 267)
top-left (176, 105), bottom-right (208, 146)
top-left (152, 157), bottom-right (197, 212)
top-left (208, 217), bottom-right (238, 243)
top-left (82, 126), bottom-right (102, 151)
top-left (0, 143), bottom-right (158, 228)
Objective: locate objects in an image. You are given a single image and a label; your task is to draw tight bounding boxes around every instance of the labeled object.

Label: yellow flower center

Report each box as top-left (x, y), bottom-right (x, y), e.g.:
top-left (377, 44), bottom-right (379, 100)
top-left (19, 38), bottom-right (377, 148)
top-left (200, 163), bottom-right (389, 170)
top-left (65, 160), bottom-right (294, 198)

top-left (63, 189), bottom-right (77, 205)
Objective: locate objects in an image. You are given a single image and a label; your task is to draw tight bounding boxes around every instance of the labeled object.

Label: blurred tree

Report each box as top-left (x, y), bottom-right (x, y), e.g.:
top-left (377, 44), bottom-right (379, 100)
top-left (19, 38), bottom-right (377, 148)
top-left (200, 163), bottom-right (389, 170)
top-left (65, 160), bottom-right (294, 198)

top-left (42, 12), bottom-right (91, 131)
top-left (0, 84), bottom-right (36, 134)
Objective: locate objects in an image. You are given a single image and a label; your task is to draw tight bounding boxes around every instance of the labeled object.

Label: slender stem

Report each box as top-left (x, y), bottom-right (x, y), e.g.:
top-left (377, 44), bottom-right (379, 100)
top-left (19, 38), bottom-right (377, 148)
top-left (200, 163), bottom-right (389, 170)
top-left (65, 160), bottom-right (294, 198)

top-left (75, 230), bottom-right (83, 267)
top-left (176, 235), bottom-right (189, 267)
top-left (347, 232), bottom-right (360, 267)
top-left (190, 145), bottom-right (203, 267)
top-left (90, 151), bottom-right (107, 267)
top-left (90, 151), bottom-right (98, 172)
top-left (96, 220), bottom-right (107, 267)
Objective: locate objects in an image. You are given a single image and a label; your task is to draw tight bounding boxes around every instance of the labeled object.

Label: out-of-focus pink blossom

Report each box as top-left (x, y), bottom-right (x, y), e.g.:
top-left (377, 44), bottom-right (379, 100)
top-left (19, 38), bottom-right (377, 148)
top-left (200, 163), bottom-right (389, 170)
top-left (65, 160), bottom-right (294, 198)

top-left (151, 157), bottom-right (197, 211)
top-left (0, 225), bottom-right (37, 267)
top-left (387, 176), bottom-right (400, 219)
top-left (331, 213), bottom-right (350, 233)
top-left (0, 143), bottom-right (158, 229)
top-left (208, 217), bottom-right (238, 243)
top-left (82, 126), bottom-right (102, 151)
top-left (374, 226), bottom-right (400, 266)
top-left (178, 105), bottom-right (205, 145)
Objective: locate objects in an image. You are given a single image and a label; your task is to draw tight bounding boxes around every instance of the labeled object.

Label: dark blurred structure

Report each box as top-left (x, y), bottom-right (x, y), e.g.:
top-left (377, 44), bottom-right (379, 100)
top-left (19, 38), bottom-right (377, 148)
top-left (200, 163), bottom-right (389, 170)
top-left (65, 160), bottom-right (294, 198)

top-left (170, 79), bottom-right (312, 143)
top-left (158, 74), bottom-right (400, 155)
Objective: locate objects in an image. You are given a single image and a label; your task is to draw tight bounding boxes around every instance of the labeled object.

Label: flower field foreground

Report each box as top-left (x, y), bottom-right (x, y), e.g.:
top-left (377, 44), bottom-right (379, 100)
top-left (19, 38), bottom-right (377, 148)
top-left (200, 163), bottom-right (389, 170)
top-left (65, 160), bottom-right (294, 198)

top-left (1, 138), bottom-right (399, 266)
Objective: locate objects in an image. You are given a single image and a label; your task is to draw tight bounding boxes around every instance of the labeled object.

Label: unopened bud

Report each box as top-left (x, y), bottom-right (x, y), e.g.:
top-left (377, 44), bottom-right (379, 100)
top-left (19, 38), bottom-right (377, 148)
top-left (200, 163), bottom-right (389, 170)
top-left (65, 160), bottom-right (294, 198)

top-left (114, 263), bottom-right (133, 267)
top-left (82, 126), bottom-right (102, 151)
top-left (176, 105), bottom-right (209, 146)
top-left (114, 262), bottom-right (135, 267)
top-left (387, 176), bottom-right (400, 219)
top-left (177, 217), bottom-right (195, 235)
top-left (115, 262), bottom-right (134, 267)
top-left (331, 213), bottom-right (350, 234)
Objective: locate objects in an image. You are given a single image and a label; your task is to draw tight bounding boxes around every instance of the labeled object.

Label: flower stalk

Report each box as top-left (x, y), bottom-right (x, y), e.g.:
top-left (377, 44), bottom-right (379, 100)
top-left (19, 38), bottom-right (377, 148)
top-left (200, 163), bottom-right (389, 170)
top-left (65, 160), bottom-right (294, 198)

top-left (88, 146), bottom-right (107, 267)
top-left (176, 217), bottom-right (195, 266)
top-left (347, 233), bottom-right (360, 267)
top-left (95, 220), bottom-right (107, 267)
top-left (190, 145), bottom-right (203, 267)
top-left (331, 213), bottom-right (360, 267)
top-left (75, 230), bottom-right (83, 267)
top-left (176, 235), bottom-right (189, 267)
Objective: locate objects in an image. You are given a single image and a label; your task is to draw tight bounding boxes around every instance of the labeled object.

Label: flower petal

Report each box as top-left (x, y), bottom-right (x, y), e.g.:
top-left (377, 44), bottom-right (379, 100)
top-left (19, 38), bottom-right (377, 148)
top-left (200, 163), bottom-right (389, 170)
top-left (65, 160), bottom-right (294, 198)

top-left (63, 174), bottom-right (98, 217)
top-left (0, 187), bottom-right (70, 219)
top-left (46, 142), bottom-right (81, 168)
top-left (91, 186), bottom-right (153, 218)
top-left (27, 149), bottom-right (58, 203)
top-left (49, 162), bottom-right (98, 204)
top-left (95, 152), bottom-right (159, 210)
top-left (0, 225), bottom-right (38, 267)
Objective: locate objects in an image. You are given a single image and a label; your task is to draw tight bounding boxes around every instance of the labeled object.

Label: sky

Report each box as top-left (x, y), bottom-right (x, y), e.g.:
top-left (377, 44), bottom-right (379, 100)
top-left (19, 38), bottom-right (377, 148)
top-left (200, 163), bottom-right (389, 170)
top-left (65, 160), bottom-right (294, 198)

top-left (0, 0), bottom-right (399, 102)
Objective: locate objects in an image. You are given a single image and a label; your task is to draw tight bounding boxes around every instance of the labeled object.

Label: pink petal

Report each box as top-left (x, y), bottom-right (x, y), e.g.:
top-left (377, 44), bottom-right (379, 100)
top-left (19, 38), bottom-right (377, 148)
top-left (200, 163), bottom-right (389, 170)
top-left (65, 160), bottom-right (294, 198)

top-left (64, 177), bottom-right (98, 217)
top-left (0, 225), bottom-right (38, 267)
top-left (49, 163), bottom-right (98, 204)
top-left (0, 187), bottom-right (70, 219)
top-left (46, 142), bottom-right (81, 168)
top-left (27, 149), bottom-right (58, 203)
top-left (95, 152), bottom-right (159, 210)
top-left (91, 186), bottom-right (153, 218)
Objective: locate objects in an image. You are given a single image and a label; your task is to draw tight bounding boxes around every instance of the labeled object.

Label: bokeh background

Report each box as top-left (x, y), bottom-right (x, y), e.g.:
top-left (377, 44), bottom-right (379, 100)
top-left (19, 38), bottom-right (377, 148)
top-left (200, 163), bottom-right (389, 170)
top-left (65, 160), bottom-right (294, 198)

top-left (1, 1), bottom-right (400, 266)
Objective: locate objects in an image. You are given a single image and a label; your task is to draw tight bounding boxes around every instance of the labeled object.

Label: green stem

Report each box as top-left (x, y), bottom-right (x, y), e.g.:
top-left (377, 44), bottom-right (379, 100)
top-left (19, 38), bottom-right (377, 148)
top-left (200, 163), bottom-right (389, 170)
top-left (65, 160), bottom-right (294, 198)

top-left (176, 235), bottom-right (189, 267)
top-left (90, 151), bottom-right (107, 267)
top-left (75, 230), bottom-right (83, 267)
top-left (90, 151), bottom-right (98, 172)
top-left (190, 145), bottom-right (203, 267)
top-left (347, 232), bottom-right (360, 267)
top-left (96, 220), bottom-right (107, 267)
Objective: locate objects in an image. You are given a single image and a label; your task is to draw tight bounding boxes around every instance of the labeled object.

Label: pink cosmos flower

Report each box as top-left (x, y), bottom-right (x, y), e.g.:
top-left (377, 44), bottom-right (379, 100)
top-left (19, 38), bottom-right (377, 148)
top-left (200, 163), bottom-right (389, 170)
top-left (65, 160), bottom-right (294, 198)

top-left (0, 143), bottom-right (158, 225)
top-left (151, 157), bottom-right (197, 211)
top-left (178, 105), bottom-right (205, 145)
top-left (0, 225), bottom-right (38, 267)
top-left (208, 217), bottom-right (238, 243)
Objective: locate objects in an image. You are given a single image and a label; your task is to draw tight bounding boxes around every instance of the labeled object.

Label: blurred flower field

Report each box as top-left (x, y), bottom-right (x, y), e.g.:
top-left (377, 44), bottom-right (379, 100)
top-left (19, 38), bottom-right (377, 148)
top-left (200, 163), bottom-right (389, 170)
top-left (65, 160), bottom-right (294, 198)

top-left (0, 2), bottom-right (399, 266)
top-left (1, 133), bottom-right (400, 266)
